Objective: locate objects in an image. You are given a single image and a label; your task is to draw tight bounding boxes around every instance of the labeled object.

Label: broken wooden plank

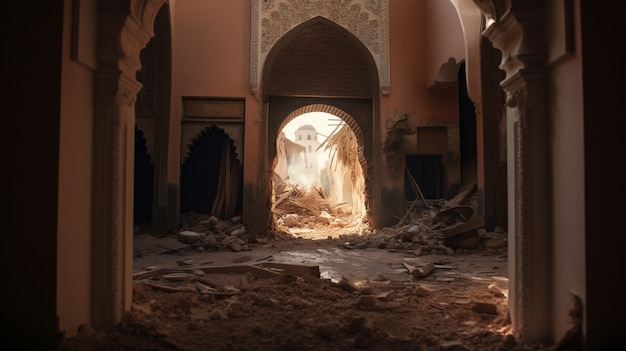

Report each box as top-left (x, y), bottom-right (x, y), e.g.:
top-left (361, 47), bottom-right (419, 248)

top-left (441, 217), bottom-right (485, 238)
top-left (142, 281), bottom-right (198, 293)
top-left (402, 262), bottom-right (417, 274)
top-left (176, 264), bottom-right (280, 279)
top-left (155, 237), bottom-right (189, 251)
top-left (133, 267), bottom-right (170, 280)
top-left (255, 262), bottom-right (320, 278)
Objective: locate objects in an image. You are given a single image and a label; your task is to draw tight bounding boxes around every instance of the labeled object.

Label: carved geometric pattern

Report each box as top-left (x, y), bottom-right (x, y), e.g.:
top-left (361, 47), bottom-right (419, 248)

top-left (251, 0), bottom-right (389, 94)
top-left (514, 117), bottom-right (530, 335)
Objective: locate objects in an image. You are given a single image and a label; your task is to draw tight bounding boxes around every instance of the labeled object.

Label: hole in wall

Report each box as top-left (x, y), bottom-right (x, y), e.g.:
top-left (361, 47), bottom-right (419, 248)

top-left (272, 112), bottom-right (368, 239)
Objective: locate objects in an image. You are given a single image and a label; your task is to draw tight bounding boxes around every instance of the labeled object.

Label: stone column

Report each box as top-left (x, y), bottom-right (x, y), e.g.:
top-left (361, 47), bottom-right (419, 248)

top-left (91, 0), bottom-right (157, 329)
top-left (92, 71), bottom-right (142, 329)
top-left (481, 1), bottom-right (552, 342)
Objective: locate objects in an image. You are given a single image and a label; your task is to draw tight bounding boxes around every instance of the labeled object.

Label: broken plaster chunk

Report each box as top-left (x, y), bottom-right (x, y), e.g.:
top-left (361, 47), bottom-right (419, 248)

top-left (472, 302), bottom-right (498, 315)
top-left (412, 261), bottom-right (435, 278)
top-left (230, 242), bottom-right (243, 252)
top-left (283, 214), bottom-right (300, 228)
top-left (488, 283), bottom-right (504, 297)
top-left (199, 216), bottom-right (219, 229)
top-left (318, 211), bottom-right (333, 223)
top-left (339, 276), bottom-right (359, 292)
top-left (238, 276), bottom-right (250, 291)
top-left (413, 285), bottom-right (433, 297)
top-left (163, 273), bottom-right (194, 282)
top-left (131, 302), bottom-right (152, 316)
top-left (178, 231), bottom-right (203, 244)
top-left (356, 295), bottom-right (378, 307)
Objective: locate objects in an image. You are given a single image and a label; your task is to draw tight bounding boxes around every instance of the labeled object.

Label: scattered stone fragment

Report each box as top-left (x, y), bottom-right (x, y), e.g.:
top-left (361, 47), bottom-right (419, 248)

top-left (163, 273), bottom-right (194, 282)
top-left (356, 295), bottom-right (377, 307)
top-left (283, 214), bottom-right (300, 227)
top-left (472, 302), bottom-right (498, 315)
top-left (178, 231), bottom-right (203, 244)
top-left (440, 340), bottom-right (470, 351)
top-left (413, 285), bottom-right (432, 297)
top-left (238, 276), bottom-right (250, 291)
top-left (208, 309), bottom-right (225, 320)
top-left (339, 276), bottom-right (359, 292)
top-left (225, 299), bottom-right (244, 317)
top-left (176, 258), bottom-right (193, 266)
top-left (374, 273), bottom-right (388, 281)
top-left (412, 261), bottom-right (435, 278)
top-left (225, 223), bottom-right (244, 235)
top-left (198, 216), bottom-right (219, 229)
top-left (488, 283), bottom-right (504, 297)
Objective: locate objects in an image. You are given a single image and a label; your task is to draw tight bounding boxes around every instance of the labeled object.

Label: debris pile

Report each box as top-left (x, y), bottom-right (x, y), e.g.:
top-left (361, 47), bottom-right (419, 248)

top-left (273, 184), bottom-right (340, 217)
top-left (272, 182), bottom-right (364, 234)
top-left (175, 212), bottom-right (254, 252)
top-left (63, 255), bottom-right (531, 351)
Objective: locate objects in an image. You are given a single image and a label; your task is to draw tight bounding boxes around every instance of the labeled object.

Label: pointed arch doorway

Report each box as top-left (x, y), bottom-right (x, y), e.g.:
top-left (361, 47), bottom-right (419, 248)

top-left (249, 16), bottom-right (383, 233)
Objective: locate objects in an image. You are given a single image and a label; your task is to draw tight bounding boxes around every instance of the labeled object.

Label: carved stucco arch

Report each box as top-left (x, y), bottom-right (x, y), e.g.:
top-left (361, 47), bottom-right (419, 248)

top-left (92, 0), bottom-right (170, 330)
top-left (181, 125), bottom-right (242, 165)
top-left (273, 104), bottom-right (371, 217)
top-left (250, 0), bottom-right (389, 95)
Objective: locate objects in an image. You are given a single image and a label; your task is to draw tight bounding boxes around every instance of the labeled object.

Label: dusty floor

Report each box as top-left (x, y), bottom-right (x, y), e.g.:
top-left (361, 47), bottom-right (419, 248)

top-left (60, 214), bottom-right (555, 351)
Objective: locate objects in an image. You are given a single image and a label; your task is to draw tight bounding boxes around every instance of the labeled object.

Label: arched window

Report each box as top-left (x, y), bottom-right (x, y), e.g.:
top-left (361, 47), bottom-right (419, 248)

top-left (308, 145), bottom-right (312, 152)
top-left (298, 135), bottom-right (302, 140)
top-left (307, 135), bottom-right (311, 140)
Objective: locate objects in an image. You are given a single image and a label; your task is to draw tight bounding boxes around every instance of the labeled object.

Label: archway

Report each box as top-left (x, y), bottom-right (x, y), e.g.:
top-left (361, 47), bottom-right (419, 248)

top-left (252, 16), bottom-right (380, 233)
top-left (272, 106), bottom-right (369, 238)
top-left (180, 126), bottom-right (243, 220)
top-left (134, 3), bottom-right (174, 235)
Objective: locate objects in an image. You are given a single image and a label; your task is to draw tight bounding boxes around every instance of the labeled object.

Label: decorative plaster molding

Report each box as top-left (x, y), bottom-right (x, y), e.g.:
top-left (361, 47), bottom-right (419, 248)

top-left (250, 0), bottom-right (389, 95)
top-left (132, 0), bottom-right (167, 37)
top-left (180, 123), bottom-right (243, 165)
top-left (135, 117), bottom-right (156, 161)
top-left (477, 0), bottom-right (551, 341)
top-left (92, 0), bottom-right (169, 329)
top-left (472, 0), bottom-right (511, 25)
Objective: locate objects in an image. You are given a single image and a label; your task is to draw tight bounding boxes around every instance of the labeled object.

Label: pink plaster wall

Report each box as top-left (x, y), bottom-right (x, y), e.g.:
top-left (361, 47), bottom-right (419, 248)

top-left (57, 0), bottom-right (94, 336)
top-left (171, 1), bottom-right (467, 210)
top-left (549, 0), bottom-right (586, 341)
top-left (170, 0), bottom-right (260, 184)
top-left (383, 0), bottom-right (464, 129)
top-left (424, 0), bottom-right (466, 86)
